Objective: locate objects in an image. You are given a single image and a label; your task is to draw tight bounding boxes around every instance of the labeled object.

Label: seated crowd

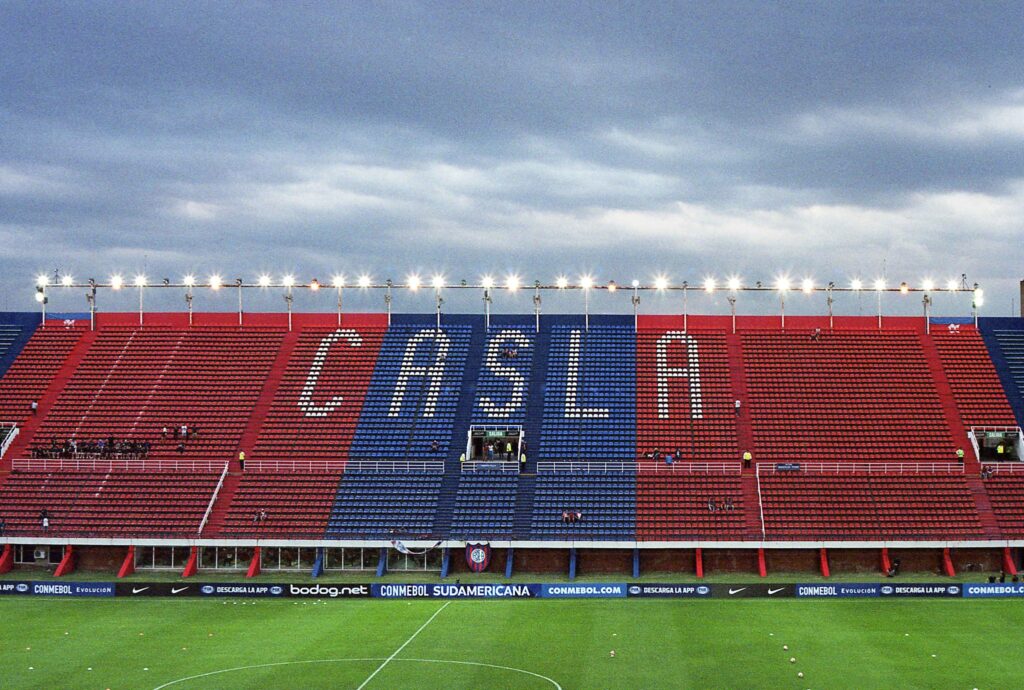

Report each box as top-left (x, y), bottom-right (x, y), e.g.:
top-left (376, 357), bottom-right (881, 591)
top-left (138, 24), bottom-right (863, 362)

top-left (32, 436), bottom-right (150, 460)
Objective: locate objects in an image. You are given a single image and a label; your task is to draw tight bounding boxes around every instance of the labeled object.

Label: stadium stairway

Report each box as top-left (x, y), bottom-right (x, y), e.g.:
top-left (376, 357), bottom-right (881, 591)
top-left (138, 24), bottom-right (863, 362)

top-left (963, 475), bottom-right (1003, 539)
top-left (3, 329), bottom-right (96, 464)
top-left (512, 474), bottom-right (536, 539)
top-left (235, 329), bottom-right (299, 458)
top-left (725, 333), bottom-right (755, 472)
top-left (199, 470), bottom-right (243, 536)
top-left (740, 474), bottom-right (764, 539)
top-left (918, 333), bottom-right (976, 468)
top-left (430, 318), bottom-right (486, 538)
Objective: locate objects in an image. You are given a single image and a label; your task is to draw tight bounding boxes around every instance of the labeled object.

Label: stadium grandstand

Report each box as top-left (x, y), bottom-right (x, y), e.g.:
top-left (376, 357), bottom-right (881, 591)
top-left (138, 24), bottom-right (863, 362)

top-left (1, 275), bottom-right (1024, 581)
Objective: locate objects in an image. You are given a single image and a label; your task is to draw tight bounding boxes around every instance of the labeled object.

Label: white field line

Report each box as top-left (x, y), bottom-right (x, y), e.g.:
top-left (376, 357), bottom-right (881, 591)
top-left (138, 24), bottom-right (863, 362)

top-left (355, 600), bottom-right (452, 690)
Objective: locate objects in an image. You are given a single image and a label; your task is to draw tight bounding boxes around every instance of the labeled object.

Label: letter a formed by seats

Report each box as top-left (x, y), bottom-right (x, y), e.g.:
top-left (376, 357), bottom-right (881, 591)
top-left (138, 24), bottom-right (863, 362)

top-left (655, 331), bottom-right (703, 420)
top-left (479, 330), bottom-right (531, 418)
top-left (389, 329), bottom-right (451, 417)
top-left (299, 329), bottom-right (363, 417)
top-left (564, 329), bottom-right (609, 419)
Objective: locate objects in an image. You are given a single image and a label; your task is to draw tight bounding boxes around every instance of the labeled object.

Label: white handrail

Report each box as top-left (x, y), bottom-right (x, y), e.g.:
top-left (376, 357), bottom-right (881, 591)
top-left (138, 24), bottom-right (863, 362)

top-left (343, 460), bottom-right (444, 474)
top-left (461, 461), bottom-right (519, 473)
top-left (246, 459), bottom-right (347, 473)
top-left (634, 462), bottom-right (742, 475)
top-left (755, 469), bottom-right (766, 540)
top-left (756, 462), bottom-right (965, 475)
top-left (11, 458), bottom-right (227, 473)
top-left (197, 462), bottom-right (229, 536)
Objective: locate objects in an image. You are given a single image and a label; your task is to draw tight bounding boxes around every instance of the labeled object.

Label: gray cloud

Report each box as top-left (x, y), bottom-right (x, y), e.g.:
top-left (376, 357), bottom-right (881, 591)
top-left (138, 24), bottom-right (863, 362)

top-left (1, 1), bottom-right (1022, 316)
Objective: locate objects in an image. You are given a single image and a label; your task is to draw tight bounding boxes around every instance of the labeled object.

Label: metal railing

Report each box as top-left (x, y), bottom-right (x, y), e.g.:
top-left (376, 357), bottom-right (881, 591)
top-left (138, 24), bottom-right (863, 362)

top-left (537, 461), bottom-right (636, 474)
top-left (0, 423), bottom-right (19, 458)
top-left (11, 458), bottom-right (228, 473)
top-left (756, 462), bottom-right (965, 476)
top-left (461, 461), bottom-right (520, 473)
top-left (988, 463), bottom-right (1024, 475)
top-left (245, 459), bottom-right (347, 473)
top-left (342, 460), bottom-right (444, 474)
top-left (634, 461), bottom-right (742, 475)
top-left (197, 462), bottom-right (230, 535)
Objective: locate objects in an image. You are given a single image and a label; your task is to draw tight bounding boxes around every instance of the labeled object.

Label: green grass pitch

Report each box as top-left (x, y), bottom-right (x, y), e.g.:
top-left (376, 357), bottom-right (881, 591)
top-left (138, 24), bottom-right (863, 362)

top-left (1, 597), bottom-right (1021, 689)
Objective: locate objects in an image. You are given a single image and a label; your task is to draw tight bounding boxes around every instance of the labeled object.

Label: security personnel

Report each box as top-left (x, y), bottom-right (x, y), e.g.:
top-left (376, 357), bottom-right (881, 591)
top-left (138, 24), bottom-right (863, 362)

top-left (505, 441), bottom-right (513, 460)
top-left (238, 450), bottom-right (246, 471)
top-left (956, 448), bottom-right (965, 463)
top-left (997, 444), bottom-right (1005, 456)
top-left (742, 450), bottom-right (753, 469)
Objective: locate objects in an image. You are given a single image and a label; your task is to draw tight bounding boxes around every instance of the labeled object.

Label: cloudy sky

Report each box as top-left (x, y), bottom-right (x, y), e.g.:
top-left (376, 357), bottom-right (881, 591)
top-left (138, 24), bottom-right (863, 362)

top-left (1, 2), bottom-right (1022, 317)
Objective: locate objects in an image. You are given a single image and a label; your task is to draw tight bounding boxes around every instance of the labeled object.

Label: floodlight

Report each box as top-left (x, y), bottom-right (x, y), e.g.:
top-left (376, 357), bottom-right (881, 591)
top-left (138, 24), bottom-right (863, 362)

top-left (775, 275), bottom-right (791, 293)
top-left (873, 278), bottom-right (886, 292)
top-left (654, 276), bottom-right (668, 291)
top-left (946, 279), bottom-right (959, 292)
top-left (727, 276), bottom-right (741, 292)
top-left (851, 279), bottom-right (863, 291)
top-left (36, 274), bottom-right (49, 288)
top-left (111, 275), bottom-right (124, 290)
top-left (580, 275), bottom-right (594, 290)
top-left (431, 275), bottom-right (445, 290)
top-left (505, 275), bottom-right (520, 292)
top-left (35, 291), bottom-right (46, 303)
top-left (332, 275), bottom-right (345, 288)
top-left (481, 275), bottom-right (494, 290)
top-left (61, 275), bottom-right (73, 287)
top-left (801, 278), bottom-right (814, 294)
top-left (358, 275), bottom-right (371, 289)
top-left (407, 274), bottom-right (421, 291)
top-left (607, 281), bottom-right (617, 293)
top-left (281, 275), bottom-right (294, 288)
top-left (134, 275), bottom-right (147, 288)
top-left (631, 279), bottom-right (640, 288)
top-left (899, 282), bottom-right (909, 295)
top-left (309, 279), bottom-right (320, 291)
top-left (556, 276), bottom-right (569, 289)
top-left (704, 277), bottom-right (716, 294)
top-left (921, 279), bottom-right (935, 292)
top-left (974, 288), bottom-right (985, 307)
top-left (209, 275), bottom-right (222, 290)
top-left (258, 274), bottom-right (271, 288)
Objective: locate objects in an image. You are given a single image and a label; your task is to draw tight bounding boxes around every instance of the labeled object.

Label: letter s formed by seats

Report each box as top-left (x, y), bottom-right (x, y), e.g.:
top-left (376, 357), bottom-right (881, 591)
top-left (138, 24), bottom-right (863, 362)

top-left (478, 330), bottom-right (531, 418)
top-left (298, 329), bottom-right (363, 417)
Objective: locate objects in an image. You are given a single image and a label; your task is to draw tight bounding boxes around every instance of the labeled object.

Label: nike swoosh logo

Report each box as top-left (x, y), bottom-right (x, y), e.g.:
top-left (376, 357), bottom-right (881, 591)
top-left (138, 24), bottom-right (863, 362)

top-left (171, 587), bottom-right (189, 594)
top-left (132, 587), bottom-right (149, 594)
top-left (768, 587), bottom-right (785, 595)
top-left (728, 588), bottom-right (746, 595)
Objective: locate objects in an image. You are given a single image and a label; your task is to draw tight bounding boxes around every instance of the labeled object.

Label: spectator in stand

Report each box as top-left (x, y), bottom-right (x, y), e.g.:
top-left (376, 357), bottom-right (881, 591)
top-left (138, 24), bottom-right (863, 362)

top-left (181, 424), bottom-right (189, 440)
top-left (810, 328), bottom-right (822, 342)
top-left (173, 426), bottom-right (179, 440)
top-left (707, 498), bottom-right (716, 512)
top-left (161, 426), bottom-right (169, 439)
top-left (561, 510), bottom-right (570, 524)
top-left (431, 439), bottom-right (440, 453)
top-left (575, 511), bottom-right (583, 522)
top-left (724, 497), bottom-right (735, 511)
top-left (259, 509), bottom-right (268, 523)
top-left (40, 509), bottom-right (49, 531)
top-left (665, 453), bottom-right (674, 466)
top-left (734, 399), bottom-right (741, 415)
top-left (30, 400), bottom-right (38, 415)
top-left (0, 517), bottom-right (5, 536)
top-left (176, 442), bottom-right (185, 454)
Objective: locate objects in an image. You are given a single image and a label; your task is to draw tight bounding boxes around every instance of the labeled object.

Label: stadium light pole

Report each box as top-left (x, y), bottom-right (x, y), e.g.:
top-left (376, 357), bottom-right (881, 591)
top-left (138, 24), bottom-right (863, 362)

top-left (433, 275), bottom-right (444, 330)
top-left (283, 275), bottom-right (294, 332)
top-left (333, 276), bottom-right (344, 327)
top-left (135, 276), bottom-right (146, 326)
top-left (184, 276), bottom-right (194, 327)
top-left (533, 282), bottom-right (542, 334)
top-left (481, 277), bottom-right (492, 331)
top-left (631, 280), bottom-right (640, 333)
top-left (35, 276), bottom-right (48, 326)
top-left (683, 282), bottom-right (689, 333)
top-left (776, 276), bottom-right (791, 331)
top-left (580, 276), bottom-right (593, 332)
top-left (826, 282), bottom-right (835, 331)
top-left (86, 279), bottom-right (97, 331)
top-left (385, 280), bottom-right (393, 326)
top-left (874, 279), bottom-right (885, 330)
top-left (973, 285), bottom-right (984, 328)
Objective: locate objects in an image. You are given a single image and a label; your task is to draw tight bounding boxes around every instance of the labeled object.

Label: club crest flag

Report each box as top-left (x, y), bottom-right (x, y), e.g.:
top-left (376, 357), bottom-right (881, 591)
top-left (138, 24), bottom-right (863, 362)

top-left (466, 543), bottom-right (491, 572)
